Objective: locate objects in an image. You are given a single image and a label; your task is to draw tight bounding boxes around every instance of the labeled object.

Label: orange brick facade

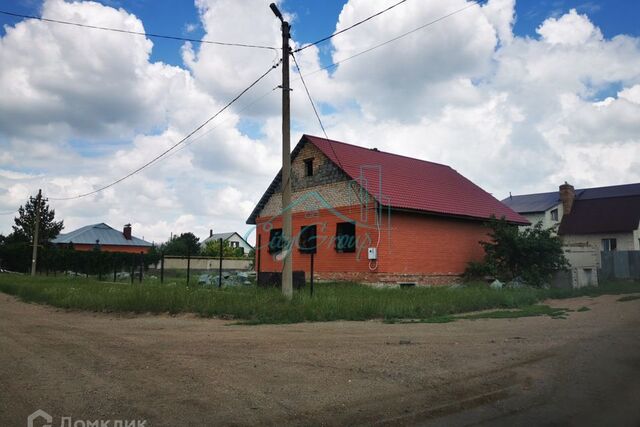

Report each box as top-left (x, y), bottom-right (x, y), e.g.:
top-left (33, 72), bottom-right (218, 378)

top-left (255, 204), bottom-right (489, 285)
top-left (70, 244), bottom-right (151, 254)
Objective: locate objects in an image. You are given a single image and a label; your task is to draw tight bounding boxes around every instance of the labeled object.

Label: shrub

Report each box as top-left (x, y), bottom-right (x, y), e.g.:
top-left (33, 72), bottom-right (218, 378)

top-left (466, 217), bottom-right (569, 287)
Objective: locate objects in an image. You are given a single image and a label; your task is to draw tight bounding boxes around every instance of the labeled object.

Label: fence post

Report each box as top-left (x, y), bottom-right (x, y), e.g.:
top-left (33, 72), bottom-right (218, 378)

top-left (139, 251), bottom-right (143, 283)
top-left (130, 253), bottom-right (134, 284)
top-left (113, 257), bottom-right (117, 282)
top-left (218, 238), bottom-right (223, 288)
top-left (160, 251), bottom-right (164, 284)
top-left (186, 247), bottom-right (191, 286)
top-left (310, 251), bottom-right (314, 297)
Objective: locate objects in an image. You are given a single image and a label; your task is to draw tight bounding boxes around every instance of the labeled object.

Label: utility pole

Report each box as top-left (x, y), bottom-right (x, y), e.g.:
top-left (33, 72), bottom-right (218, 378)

top-left (270, 3), bottom-right (293, 299)
top-left (30, 189), bottom-right (41, 277)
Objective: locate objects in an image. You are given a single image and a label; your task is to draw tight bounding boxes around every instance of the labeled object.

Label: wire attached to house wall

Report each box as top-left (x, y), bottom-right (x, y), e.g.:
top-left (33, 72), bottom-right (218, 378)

top-left (291, 51), bottom-right (381, 271)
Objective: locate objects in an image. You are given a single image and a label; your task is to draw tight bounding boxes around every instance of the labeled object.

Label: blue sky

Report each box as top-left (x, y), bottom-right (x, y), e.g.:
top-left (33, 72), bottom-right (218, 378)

top-left (3, 0), bottom-right (639, 68)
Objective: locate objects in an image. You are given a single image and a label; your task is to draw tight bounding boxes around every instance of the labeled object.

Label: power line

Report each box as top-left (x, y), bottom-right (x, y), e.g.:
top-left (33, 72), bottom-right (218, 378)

top-left (294, 0), bottom-right (408, 53)
top-left (0, 9), bottom-right (277, 51)
top-left (290, 52), bottom-right (343, 171)
top-left (148, 85), bottom-right (279, 167)
top-left (10, 1), bottom-right (480, 202)
top-left (50, 60), bottom-right (281, 201)
top-left (290, 51), bottom-right (372, 218)
top-left (297, 0), bottom-right (480, 77)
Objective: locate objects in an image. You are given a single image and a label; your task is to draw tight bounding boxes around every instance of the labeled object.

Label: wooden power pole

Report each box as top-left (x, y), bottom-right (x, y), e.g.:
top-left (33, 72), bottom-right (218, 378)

top-left (30, 189), bottom-right (41, 276)
top-left (270, 3), bottom-right (293, 299)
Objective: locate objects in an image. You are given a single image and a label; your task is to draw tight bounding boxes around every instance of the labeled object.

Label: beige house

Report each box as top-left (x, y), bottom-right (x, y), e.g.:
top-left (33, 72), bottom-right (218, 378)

top-left (504, 182), bottom-right (640, 287)
top-left (503, 182), bottom-right (640, 252)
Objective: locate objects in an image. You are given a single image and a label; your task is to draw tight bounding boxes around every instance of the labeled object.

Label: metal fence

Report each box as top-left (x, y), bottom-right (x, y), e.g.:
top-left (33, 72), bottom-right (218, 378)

top-left (0, 243), bottom-right (253, 286)
top-left (599, 251), bottom-right (640, 280)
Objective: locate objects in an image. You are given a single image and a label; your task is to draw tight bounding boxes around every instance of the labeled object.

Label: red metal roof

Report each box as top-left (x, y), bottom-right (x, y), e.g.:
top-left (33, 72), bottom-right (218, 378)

top-left (305, 135), bottom-right (528, 224)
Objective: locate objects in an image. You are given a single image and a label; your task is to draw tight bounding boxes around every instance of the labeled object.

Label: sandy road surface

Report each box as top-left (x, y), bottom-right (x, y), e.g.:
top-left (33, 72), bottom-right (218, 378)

top-left (1, 293), bottom-right (639, 426)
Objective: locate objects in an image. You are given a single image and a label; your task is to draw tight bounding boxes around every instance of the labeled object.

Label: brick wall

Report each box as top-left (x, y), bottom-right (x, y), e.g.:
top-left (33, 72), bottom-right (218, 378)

top-left (68, 244), bottom-right (151, 254)
top-left (261, 141), bottom-right (372, 216)
top-left (275, 141), bottom-right (350, 192)
top-left (253, 139), bottom-right (490, 285)
top-left (255, 206), bottom-right (490, 286)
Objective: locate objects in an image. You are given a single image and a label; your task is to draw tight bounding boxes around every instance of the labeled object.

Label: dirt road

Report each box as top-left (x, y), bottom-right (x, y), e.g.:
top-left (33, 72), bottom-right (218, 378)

top-left (1, 293), bottom-right (639, 426)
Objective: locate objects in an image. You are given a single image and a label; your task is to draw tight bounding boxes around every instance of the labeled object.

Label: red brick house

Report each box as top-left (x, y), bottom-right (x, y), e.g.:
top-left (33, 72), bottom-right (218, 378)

top-left (247, 135), bottom-right (528, 285)
top-left (52, 223), bottom-right (152, 254)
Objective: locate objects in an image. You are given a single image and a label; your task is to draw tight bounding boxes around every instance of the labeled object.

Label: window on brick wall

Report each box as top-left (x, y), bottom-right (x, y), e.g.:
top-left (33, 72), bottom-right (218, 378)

top-left (304, 158), bottom-right (314, 177)
top-left (299, 225), bottom-right (317, 254)
top-left (268, 228), bottom-right (284, 254)
top-left (335, 222), bottom-right (356, 253)
top-left (602, 238), bottom-right (617, 252)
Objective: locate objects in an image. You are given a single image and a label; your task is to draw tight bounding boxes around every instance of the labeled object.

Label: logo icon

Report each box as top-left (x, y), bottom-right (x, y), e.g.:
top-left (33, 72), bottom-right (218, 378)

top-left (27, 409), bottom-right (52, 427)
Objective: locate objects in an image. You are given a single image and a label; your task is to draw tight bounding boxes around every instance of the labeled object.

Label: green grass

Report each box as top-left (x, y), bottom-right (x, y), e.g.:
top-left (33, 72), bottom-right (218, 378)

top-left (617, 295), bottom-right (640, 302)
top-left (0, 274), bottom-right (638, 324)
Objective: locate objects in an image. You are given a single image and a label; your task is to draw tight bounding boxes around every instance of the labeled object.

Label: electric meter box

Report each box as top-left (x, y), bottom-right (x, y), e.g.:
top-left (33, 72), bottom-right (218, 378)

top-left (367, 247), bottom-right (377, 260)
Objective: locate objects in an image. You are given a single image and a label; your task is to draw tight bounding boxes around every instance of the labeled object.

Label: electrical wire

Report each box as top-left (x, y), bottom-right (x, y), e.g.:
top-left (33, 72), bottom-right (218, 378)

top-left (296, 0), bottom-right (481, 78)
top-left (8, 1), bottom-right (481, 204)
top-left (145, 85), bottom-right (279, 168)
top-left (49, 60), bottom-right (281, 201)
top-left (290, 52), bottom-right (343, 171)
top-left (291, 51), bottom-right (378, 259)
top-left (0, 9), bottom-right (277, 51)
top-left (293, 0), bottom-right (408, 53)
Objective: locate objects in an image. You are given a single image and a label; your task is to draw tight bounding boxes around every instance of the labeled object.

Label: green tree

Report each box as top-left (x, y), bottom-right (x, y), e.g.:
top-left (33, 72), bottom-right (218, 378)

top-left (161, 232), bottom-right (201, 256)
top-left (468, 217), bottom-right (569, 287)
top-left (201, 239), bottom-right (245, 257)
top-left (12, 190), bottom-right (64, 244)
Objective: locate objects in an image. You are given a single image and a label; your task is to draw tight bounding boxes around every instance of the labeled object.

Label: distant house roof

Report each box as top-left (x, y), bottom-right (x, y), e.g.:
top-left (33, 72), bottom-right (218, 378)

top-left (502, 183), bottom-right (640, 214)
top-left (576, 182), bottom-right (640, 200)
top-left (501, 191), bottom-right (561, 214)
top-left (504, 182), bottom-right (640, 235)
top-left (201, 231), bottom-right (253, 249)
top-left (247, 134), bottom-right (528, 225)
top-left (52, 223), bottom-right (152, 247)
top-left (559, 196), bottom-right (640, 235)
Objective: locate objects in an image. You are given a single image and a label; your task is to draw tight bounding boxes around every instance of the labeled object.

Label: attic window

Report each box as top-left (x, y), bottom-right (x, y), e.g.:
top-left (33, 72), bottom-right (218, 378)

top-left (304, 158), bottom-right (314, 177)
top-left (550, 208), bottom-right (558, 221)
top-left (335, 222), bottom-right (356, 253)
